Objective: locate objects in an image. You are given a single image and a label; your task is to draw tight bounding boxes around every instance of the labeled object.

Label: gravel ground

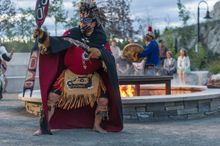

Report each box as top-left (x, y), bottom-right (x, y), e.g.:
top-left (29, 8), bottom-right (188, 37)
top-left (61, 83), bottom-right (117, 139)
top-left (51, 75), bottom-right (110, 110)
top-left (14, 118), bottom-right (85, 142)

top-left (1, 94), bottom-right (220, 146)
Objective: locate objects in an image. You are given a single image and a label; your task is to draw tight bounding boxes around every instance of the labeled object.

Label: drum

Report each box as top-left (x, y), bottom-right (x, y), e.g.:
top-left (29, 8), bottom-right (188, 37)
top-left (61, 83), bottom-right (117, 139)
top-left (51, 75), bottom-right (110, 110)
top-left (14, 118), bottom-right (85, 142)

top-left (122, 43), bottom-right (144, 62)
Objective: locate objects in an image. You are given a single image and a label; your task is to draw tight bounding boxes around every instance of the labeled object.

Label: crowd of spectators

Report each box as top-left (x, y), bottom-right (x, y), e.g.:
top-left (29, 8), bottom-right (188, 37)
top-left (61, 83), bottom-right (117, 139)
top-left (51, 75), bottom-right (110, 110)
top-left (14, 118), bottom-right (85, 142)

top-left (110, 37), bottom-right (191, 84)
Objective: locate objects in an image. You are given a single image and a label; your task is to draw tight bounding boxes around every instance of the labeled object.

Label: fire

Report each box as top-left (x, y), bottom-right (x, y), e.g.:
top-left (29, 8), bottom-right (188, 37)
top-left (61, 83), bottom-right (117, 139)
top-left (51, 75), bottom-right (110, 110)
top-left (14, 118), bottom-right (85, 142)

top-left (120, 85), bottom-right (135, 97)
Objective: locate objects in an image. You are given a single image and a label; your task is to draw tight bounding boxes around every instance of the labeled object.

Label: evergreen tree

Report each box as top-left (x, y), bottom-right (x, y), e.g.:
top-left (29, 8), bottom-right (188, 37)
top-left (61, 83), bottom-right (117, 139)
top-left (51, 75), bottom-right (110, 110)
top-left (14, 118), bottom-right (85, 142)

top-left (0, 0), bottom-right (16, 41)
top-left (16, 8), bottom-right (35, 41)
top-left (55, 0), bottom-right (134, 39)
top-left (49, 0), bottom-right (68, 35)
top-left (136, 17), bottom-right (148, 38)
top-left (154, 29), bottom-right (160, 39)
top-left (104, 0), bottom-right (134, 39)
top-left (64, 1), bottom-right (79, 29)
top-left (177, 0), bottom-right (190, 26)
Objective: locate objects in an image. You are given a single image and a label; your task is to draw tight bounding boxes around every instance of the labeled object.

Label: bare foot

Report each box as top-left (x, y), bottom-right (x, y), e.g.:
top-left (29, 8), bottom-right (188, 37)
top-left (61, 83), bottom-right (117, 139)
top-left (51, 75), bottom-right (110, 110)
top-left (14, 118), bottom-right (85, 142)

top-left (93, 125), bottom-right (107, 133)
top-left (33, 129), bottom-right (42, 136)
top-left (33, 129), bottom-right (52, 136)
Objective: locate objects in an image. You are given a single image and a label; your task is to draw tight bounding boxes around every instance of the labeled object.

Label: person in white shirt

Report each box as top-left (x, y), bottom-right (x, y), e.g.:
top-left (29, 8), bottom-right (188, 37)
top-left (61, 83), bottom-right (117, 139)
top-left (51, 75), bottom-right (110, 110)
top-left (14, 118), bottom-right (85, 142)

top-left (0, 46), bottom-right (14, 61)
top-left (133, 59), bottom-right (145, 75)
top-left (177, 48), bottom-right (190, 84)
top-left (110, 40), bottom-right (121, 60)
top-left (0, 45), bottom-right (14, 99)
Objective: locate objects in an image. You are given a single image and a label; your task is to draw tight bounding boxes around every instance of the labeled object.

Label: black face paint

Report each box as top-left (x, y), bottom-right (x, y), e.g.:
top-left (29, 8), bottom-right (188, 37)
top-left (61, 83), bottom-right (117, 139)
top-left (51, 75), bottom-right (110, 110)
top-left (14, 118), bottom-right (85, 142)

top-left (80, 16), bottom-right (96, 35)
top-left (81, 25), bottom-right (92, 34)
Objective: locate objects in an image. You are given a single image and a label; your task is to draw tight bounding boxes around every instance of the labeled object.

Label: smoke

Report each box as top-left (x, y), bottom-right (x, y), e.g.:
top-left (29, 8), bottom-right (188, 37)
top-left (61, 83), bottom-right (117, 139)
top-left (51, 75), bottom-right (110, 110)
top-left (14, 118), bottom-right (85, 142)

top-left (116, 56), bottom-right (162, 76)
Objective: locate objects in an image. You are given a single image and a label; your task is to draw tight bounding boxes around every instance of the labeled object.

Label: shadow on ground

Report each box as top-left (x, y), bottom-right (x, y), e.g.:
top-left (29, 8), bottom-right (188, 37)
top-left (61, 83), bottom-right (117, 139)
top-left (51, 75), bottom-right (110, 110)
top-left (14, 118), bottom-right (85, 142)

top-left (1, 94), bottom-right (220, 146)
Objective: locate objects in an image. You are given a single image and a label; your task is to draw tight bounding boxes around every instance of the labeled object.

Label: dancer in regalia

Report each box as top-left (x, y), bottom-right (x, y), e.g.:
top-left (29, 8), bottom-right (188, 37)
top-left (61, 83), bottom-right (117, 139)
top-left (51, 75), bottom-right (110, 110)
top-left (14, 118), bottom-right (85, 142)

top-left (33, 0), bottom-right (123, 135)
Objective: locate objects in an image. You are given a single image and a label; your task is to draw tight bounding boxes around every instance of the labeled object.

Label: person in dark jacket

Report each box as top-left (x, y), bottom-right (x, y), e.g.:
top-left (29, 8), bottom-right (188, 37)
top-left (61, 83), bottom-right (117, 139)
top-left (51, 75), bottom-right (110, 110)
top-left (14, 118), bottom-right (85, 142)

top-left (158, 39), bottom-right (168, 65)
top-left (138, 32), bottom-right (160, 66)
top-left (138, 32), bottom-right (160, 75)
top-left (32, 1), bottom-right (123, 136)
top-left (163, 51), bottom-right (176, 75)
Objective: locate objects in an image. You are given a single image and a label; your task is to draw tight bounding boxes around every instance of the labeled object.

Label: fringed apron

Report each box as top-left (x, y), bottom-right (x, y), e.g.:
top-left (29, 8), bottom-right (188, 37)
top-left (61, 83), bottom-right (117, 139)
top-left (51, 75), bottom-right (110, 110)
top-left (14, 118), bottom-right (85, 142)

top-left (54, 69), bottom-right (106, 110)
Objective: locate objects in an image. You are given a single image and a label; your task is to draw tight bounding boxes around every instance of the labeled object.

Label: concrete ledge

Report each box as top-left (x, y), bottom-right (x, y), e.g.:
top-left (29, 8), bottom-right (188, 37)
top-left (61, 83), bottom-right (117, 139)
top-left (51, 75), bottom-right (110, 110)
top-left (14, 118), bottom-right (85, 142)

top-left (123, 89), bottom-right (220, 104)
top-left (7, 76), bottom-right (39, 93)
top-left (18, 86), bottom-right (220, 121)
top-left (7, 76), bottom-right (39, 79)
top-left (18, 90), bottom-right (41, 103)
top-left (122, 87), bottom-right (220, 121)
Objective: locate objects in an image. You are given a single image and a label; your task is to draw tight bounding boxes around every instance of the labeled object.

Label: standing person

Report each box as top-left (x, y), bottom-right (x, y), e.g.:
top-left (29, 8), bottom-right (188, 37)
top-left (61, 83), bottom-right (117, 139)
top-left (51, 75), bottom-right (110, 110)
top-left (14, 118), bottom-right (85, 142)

top-left (110, 39), bottom-right (121, 60)
top-left (0, 45), bottom-right (14, 62)
top-left (132, 60), bottom-right (145, 75)
top-left (137, 32), bottom-right (160, 75)
top-left (144, 38), bottom-right (149, 46)
top-left (177, 48), bottom-right (190, 84)
top-left (0, 45), bottom-right (14, 99)
top-left (1, 60), bottom-right (8, 92)
top-left (33, 1), bottom-right (123, 135)
top-left (158, 39), bottom-right (168, 65)
top-left (163, 51), bottom-right (176, 75)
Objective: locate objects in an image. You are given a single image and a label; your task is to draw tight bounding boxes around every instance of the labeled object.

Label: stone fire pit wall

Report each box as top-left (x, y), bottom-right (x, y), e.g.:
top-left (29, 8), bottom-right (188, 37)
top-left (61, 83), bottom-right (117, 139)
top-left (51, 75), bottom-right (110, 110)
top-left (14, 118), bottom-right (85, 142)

top-left (19, 86), bottom-right (220, 121)
top-left (122, 91), bottom-right (220, 121)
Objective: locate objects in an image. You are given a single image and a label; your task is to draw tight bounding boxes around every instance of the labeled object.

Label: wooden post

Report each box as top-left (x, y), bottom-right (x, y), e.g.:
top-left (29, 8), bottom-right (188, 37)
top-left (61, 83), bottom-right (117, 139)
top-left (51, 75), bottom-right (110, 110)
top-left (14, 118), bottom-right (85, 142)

top-left (135, 84), bottom-right (140, 96)
top-left (165, 81), bottom-right (171, 95)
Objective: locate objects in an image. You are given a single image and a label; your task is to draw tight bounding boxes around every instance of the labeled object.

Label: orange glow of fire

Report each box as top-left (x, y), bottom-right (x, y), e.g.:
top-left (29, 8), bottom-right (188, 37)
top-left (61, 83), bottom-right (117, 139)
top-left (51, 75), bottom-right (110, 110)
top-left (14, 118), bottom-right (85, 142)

top-left (120, 85), bottom-right (135, 97)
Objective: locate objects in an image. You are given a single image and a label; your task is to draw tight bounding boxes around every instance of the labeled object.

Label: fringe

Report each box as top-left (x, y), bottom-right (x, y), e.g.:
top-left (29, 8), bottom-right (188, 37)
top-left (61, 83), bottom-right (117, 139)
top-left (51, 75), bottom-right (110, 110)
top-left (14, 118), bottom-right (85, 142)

top-left (56, 93), bottom-right (99, 110)
top-left (54, 70), bottom-right (106, 110)
top-left (102, 61), bottom-right (107, 72)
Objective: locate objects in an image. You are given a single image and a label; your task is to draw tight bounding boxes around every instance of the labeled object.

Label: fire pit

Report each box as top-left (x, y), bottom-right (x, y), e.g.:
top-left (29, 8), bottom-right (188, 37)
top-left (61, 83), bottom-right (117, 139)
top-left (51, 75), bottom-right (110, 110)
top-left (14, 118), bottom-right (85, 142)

top-left (18, 76), bottom-right (220, 121)
top-left (120, 85), bottom-right (204, 97)
top-left (119, 75), bottom-right (173, 95)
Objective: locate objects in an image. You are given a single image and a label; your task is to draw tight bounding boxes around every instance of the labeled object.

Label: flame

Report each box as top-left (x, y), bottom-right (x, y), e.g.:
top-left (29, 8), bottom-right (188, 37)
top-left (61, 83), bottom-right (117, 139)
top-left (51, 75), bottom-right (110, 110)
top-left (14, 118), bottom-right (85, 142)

top-left (119, 85), bottom-right (135, 97)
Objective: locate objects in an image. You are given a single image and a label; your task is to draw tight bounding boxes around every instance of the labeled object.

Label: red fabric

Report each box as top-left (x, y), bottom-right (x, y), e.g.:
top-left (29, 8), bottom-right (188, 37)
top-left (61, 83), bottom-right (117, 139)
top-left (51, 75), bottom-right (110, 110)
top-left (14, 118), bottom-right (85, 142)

top-left (104, 43), bottom-right (111, 53)
top-left (63, 30), bottom-right (71, 36)
top-left (99, 70), bottom-right (123, 131)
top-left (39, 53), bottom-right (61, 121)
top-left (148, 25), bottom-right (153, 33)
top-left (39, 45), bottom-right (123, 132)
top-left (64, 46), bottom-right (101, 75)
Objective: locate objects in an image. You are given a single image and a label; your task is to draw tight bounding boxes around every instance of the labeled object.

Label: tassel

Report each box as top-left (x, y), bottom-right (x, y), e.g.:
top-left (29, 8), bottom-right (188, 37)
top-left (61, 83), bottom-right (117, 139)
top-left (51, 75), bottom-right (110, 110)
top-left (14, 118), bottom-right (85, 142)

top-left (56, 93), bottom-right (98, 110)
top-left (102, 61), bottom-right (107, 72)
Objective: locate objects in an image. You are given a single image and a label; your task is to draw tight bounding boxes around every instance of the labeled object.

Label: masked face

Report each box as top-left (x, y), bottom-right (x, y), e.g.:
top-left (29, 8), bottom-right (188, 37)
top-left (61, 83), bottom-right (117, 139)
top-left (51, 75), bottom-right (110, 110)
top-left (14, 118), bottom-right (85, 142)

top-left (79, 14), bottom-right (96, 36)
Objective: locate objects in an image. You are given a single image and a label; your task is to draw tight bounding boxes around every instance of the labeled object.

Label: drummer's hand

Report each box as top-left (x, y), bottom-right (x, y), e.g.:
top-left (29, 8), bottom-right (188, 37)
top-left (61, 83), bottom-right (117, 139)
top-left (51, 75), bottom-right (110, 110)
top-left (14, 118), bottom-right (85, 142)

top-left (9, 48), bottom-right (15, 59)
top-left (88, 48), bottom-right (101, 59)
top-left (33, 28), bottom-right (44, 39)
top-left (134, 53), bottom-right (139, 59)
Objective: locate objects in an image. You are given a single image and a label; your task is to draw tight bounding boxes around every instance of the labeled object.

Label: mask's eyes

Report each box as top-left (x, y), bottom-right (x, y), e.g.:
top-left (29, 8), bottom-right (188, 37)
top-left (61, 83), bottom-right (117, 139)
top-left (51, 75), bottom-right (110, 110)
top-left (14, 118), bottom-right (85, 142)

top-left (80, 17), bottom-right (94, 24)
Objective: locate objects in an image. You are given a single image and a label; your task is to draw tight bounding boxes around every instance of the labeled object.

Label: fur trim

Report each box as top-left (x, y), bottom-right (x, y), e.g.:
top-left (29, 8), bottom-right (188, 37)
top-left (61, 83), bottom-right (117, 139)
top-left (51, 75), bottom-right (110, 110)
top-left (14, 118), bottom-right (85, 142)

top-left (77, 0), bottom-right (107, 26)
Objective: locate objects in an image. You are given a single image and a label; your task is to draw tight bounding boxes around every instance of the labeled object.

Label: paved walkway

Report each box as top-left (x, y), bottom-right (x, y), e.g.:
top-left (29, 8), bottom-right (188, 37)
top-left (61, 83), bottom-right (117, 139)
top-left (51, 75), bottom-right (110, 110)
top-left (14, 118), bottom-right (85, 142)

top-left (1, 94), bottom-right (220, 146)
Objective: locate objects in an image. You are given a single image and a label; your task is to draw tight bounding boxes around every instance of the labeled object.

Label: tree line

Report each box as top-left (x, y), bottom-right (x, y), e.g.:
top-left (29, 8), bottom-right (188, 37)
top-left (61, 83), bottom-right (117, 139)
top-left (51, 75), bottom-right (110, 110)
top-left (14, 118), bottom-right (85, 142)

top-left (0, 0), bottom-right (138, 44)
top-left (0, 0), bottom-right (192, 52)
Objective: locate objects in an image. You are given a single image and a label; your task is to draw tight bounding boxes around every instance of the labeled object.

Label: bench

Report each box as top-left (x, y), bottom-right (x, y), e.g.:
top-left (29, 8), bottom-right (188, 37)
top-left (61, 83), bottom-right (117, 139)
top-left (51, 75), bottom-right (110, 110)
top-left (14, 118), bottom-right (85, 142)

top-left (118, 76), bottom-right (173, 96)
